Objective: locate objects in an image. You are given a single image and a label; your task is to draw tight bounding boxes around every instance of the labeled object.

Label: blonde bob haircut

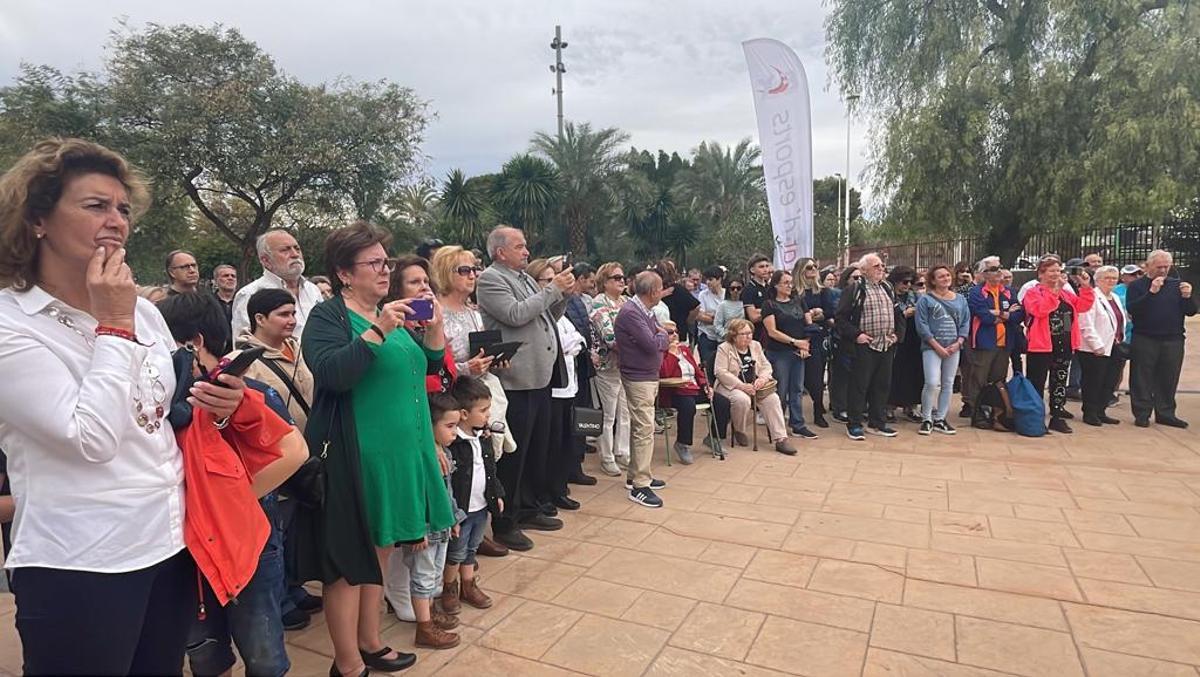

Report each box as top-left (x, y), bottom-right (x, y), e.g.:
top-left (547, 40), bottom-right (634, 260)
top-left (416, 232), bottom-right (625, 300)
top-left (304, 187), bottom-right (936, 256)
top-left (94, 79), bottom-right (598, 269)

top-left (0, 138), bottom-right (150, 290)
top-left (430, 245), bottom-right (476, 295)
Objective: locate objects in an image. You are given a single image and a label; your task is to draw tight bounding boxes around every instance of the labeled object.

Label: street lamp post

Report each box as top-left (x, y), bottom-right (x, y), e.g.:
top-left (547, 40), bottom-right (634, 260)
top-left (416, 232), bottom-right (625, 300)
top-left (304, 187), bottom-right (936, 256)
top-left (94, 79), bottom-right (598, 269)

top-left (843, 93), bottom-right (860, 268)
top-left (550, 26), bottom-right (568, 139)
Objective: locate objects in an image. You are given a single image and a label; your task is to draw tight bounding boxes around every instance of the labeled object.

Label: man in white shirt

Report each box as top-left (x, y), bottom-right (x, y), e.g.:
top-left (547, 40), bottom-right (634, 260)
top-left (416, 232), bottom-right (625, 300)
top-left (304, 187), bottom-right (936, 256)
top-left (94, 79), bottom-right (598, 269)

top-left (231, 229), bottom-right (323, 339)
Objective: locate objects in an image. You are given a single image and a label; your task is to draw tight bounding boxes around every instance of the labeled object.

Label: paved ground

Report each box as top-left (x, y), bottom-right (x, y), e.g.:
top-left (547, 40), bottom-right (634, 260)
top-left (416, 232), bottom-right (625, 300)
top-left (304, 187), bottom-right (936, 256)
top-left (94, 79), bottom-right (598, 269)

top-left (2, 320), bottom-right (1199, 676)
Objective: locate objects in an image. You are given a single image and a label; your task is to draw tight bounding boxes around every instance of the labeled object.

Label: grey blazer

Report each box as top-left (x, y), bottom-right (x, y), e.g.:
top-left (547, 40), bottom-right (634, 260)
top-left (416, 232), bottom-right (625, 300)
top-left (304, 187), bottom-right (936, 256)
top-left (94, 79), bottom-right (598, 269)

top-left (476, 263), bottom-right (569, 391)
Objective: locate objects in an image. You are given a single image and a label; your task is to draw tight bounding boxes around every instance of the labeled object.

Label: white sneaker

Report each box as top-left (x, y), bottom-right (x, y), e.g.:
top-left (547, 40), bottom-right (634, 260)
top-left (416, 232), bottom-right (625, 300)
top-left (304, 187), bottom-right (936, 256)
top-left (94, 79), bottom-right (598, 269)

top-left (600, 460), bottom-right (622, 476)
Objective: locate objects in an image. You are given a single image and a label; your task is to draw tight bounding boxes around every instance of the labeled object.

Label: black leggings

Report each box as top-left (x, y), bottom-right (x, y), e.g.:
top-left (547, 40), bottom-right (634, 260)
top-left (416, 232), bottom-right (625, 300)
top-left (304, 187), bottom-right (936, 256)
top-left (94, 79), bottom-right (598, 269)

top-left (670, 393), bottom-right (698, 445)
top-left (1027, 351), bottom-right (1072, 418)
top-left (14, 549), bottom-right (196, 676)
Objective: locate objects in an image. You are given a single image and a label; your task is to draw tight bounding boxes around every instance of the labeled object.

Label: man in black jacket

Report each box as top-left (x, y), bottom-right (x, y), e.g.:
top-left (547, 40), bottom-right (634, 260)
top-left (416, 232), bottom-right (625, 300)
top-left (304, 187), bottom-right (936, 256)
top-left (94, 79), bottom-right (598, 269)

top-left (1125, 250), bottom-right (1196, 428)
top-left (835, 253), bottom-right (907, 441)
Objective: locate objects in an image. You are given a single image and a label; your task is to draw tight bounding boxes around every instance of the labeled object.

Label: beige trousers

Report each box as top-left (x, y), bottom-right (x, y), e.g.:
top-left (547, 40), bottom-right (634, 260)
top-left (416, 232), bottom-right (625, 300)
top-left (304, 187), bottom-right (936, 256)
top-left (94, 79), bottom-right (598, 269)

top-left (622, 379), bottom-right (659, 489)
top-left (717, 385), bottom-right (788, 443)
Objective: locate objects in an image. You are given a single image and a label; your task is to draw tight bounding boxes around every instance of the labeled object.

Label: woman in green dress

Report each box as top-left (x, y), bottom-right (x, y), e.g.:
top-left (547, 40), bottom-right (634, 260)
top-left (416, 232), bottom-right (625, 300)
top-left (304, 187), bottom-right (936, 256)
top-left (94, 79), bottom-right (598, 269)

top-left (299, 221), bottom-right (456, 677)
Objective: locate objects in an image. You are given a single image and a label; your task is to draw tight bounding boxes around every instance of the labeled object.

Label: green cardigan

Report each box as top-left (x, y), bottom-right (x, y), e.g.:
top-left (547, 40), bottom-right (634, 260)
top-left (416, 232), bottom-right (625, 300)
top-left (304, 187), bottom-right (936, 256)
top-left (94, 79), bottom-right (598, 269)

top-left (294, 295), bottom-right (385, 586)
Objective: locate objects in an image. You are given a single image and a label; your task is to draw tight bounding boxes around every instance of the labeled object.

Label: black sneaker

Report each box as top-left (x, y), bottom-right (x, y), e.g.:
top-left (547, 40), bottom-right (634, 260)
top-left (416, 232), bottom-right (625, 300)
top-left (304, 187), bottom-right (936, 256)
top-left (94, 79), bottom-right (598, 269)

top-left (959, 404), bottom-right (973, 419)
top-left (628, 486), bottom-right (663, 508)
top-left (519, 514), bottom-right (563, 531)
top-left (1134, 418), bottom-right (1150, 428)
top-left (296, 593), bottom-right (324, 614)
top-left (282, 608), bottom-right (311, 631)
top-left (867, 425), bottom-right (899, 437)
top-left (846, 426), bottom-right (866, 441)
top-left (918, 421), bottom-right (933, 436)
top-left (1158, 417), bottom-right (1189, 429)
top-left (813, 414), bottom-right (829, 428)
top-left (493, 529), bottom-right (534, 551)
top-left (792, 427), bottom-right (819, 439)
top-left (625, 477), bottom-right (667, 490)
top-left (1048, 417), bottom-right (1073, 434)
top-left (832, 412), bottom-right (849, 423)
top-left (932, 420), bottom-right (956, 435)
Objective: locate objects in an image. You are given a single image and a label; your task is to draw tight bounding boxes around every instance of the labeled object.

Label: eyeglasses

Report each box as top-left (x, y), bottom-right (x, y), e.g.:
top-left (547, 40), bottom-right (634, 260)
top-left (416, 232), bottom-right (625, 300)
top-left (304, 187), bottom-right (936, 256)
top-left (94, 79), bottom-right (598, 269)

top-left (538, 277), bottom-right (554, 285)
top-left (455, 265), bottom-right (483, 277)
top-left (608, 274), bottom-right (626, 281)
top-left (170, 263), bottom-right (198, 271)
top-left (734, 331), bottom-right (753, 337)
top-left (353, 258), bottom-right (396, 274)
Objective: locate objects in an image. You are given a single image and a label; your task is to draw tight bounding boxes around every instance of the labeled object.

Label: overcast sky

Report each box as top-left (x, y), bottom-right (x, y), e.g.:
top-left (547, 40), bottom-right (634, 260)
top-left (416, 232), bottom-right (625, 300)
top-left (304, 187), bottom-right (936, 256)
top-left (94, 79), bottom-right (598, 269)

top-left (1, 1), bottom-right (870, 199)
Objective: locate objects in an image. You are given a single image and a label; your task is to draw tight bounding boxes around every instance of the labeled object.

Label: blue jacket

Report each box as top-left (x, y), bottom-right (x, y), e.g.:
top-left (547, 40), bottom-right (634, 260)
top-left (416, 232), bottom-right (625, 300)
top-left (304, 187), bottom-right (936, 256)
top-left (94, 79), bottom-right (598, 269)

top-left (967, 284), bottom-right (1025, 351)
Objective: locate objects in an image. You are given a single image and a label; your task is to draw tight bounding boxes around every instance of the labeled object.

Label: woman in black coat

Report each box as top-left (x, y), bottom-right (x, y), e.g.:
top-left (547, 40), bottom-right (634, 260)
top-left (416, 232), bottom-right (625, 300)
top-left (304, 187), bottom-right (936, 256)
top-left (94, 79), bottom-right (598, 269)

top-left (887, 266), bottom-right (925, 421)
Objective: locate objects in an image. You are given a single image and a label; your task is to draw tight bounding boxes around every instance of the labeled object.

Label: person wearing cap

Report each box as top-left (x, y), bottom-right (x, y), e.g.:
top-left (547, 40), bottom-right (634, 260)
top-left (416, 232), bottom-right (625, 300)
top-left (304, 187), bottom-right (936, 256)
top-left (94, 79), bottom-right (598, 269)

top-left (965, 258), bottom-right (1022, 427)
top-left (1114, 264), bottom-right (1143, 344)
top-left (1125, 250), bottom-right (1196, 428)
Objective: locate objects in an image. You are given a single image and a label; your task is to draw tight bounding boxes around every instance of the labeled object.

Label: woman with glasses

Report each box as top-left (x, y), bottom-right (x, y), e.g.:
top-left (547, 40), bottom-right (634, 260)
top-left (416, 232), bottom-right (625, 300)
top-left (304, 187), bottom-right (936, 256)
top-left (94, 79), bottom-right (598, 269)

top-left (590, 262), bottom-right (632, 476)
top-left (297, 221), bottom-right (455, 676)
top-left (657, 320), bottom-right (711, 463)
top-left (828, 265), bottom-right (862, 422)
top-left (792, 258), bottom-right (836, 427)
top-left (714, 319), bottom-right (797, 454)
top-left (761, 270), bottom-right (819, 439)
top-left (886, 266), bottom-right (925, 422)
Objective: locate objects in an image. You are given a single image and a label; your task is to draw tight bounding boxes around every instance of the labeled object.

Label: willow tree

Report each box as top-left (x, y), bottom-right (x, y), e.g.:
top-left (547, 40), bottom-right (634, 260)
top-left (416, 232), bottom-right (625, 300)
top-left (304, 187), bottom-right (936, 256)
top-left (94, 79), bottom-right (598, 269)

top-left (826, 0), bottom-right (1200, 261)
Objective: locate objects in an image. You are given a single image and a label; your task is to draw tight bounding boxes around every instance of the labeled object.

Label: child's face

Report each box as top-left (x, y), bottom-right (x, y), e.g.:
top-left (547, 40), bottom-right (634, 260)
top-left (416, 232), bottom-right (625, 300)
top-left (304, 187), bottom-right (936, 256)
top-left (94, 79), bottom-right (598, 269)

top-left (460, 400), bottom-right (491, 431)
top-left (433, 409), bottom-right (461, 447)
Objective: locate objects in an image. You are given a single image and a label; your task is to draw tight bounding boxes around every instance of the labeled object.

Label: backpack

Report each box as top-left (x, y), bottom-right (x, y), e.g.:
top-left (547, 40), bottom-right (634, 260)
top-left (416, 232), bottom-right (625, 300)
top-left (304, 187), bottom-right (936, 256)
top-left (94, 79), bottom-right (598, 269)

top-left (1007, 372), bottom-right (1047, 437)
top-left (973, 380), bottom-right (1015, 432)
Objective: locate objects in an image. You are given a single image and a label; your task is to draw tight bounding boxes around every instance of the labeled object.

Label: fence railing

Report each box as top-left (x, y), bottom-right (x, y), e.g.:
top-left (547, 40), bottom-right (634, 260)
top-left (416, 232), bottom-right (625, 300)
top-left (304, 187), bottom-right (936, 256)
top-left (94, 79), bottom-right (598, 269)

top-left (848, 220), bottom-right (1198, 270)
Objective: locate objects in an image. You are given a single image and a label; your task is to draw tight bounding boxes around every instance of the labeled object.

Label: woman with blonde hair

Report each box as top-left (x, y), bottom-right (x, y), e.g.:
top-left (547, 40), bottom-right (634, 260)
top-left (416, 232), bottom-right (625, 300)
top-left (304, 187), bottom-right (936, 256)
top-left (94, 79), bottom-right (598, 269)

top-left (589, 260), bottom-right (632, 476)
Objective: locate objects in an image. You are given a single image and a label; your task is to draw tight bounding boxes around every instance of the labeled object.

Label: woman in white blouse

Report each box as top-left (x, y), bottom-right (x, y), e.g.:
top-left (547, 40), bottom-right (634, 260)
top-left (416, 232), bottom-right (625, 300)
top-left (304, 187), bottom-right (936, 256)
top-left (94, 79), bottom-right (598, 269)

top-left (1077, 265), bottom-right (1130, 427)
top-left (0, 139), bottom-right (244, 675)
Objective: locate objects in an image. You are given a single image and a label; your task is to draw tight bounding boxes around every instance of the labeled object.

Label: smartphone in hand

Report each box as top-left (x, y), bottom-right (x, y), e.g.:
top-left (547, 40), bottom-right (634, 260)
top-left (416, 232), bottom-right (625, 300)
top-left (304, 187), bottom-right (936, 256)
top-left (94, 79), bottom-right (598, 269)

top-left (409, 298), bottom-right (434, 321)
top-left (205, 346), bottom-right (267, 386)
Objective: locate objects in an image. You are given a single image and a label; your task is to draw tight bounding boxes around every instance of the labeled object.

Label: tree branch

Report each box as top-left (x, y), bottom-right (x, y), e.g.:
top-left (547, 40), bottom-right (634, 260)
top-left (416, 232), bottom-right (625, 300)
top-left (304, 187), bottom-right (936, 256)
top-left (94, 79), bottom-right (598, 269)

top-left (180, 167), bottom-right (241, 244)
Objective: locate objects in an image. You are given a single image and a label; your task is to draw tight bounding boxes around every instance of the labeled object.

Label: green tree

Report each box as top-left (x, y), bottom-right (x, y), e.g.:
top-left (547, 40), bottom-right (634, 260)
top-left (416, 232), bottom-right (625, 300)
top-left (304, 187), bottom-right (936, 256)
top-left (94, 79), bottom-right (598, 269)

top-left (826, 0), bottom-right (1200, 262)
top-left (104, 23), bottom-right (429, 274)
top-left (618, 149), bottom-right (701, 263)
top-left (675, 139), bottom-right (764, 227)
top-left (531, 121), bottom-right (630, 257)
top-left (437, 169), bottom-right (490, 252)
top-left (490, 154), bottom-right (561, 239)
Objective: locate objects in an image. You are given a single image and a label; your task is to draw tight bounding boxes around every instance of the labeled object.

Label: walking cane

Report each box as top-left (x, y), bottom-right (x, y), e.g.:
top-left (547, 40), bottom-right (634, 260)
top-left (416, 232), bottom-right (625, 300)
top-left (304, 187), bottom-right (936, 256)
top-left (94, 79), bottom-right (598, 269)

top-left (751, 394), bottom-right (759, 452)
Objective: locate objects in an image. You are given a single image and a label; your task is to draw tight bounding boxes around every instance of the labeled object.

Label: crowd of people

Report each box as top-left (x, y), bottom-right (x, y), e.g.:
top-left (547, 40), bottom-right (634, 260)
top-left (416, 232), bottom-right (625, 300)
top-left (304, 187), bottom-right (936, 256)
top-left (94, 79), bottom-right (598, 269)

top-left (0, 137), bottom-right (1196, 676)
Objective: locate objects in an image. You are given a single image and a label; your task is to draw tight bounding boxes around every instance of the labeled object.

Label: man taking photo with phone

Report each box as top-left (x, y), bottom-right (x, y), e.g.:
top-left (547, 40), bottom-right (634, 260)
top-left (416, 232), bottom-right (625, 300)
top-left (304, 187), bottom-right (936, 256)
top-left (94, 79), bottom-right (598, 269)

top-left (1125, 250), bottom-right (1196, 428)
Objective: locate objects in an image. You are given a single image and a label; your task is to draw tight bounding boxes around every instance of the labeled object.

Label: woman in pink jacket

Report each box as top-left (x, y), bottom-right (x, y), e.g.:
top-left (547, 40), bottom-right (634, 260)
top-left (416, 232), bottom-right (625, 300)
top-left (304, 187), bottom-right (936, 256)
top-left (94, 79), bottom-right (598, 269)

top-left (1022, 258), bottom-right (1095, 433)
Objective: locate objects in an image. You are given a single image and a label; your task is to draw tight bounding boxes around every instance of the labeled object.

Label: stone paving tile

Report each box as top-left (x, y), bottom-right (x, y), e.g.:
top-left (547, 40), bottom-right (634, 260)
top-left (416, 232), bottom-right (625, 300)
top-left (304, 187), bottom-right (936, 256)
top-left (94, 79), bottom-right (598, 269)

top-left (862, 648), bottom-right (1016, 676)
top-left (955, 616), bottom-right (1085, 676)
top-left (742, 548), bottom-right (819, 588)
top-left (1079, 647), bottom-right (1200, 677)
top-left (585, 548), bottom-right (741, 602)
top-left (868, 603), bottom-right (956, 661)
top-left (1064, 602), bottom-right (1200, 665)
top-left (807, 558), bottom-right (905, 603)
top-left (728, 578), bottom-right (877, 632)
top-left (668, 601), bottom-right (764, 661)
top-left (1063, 549), bottom-right (1152, 585)
top-left (619, 591), bottom-right (696, 631)
top-left (540, 614), bottom-right (669, 676)
top-left (904, 579), bottom-right (1068, 631)
top-left (644, 646), bottom-right (793, 677)
top-left (551, 577), bottom-right (643, 618)
top-left (1078, 577), bottom-right (1200, 621)
top-left (930, 531), bottom-right (1067, 567)
top-left (906, 549), bottom-right (979, 587)
top-left (1136, 556), bottom-right (1200, 592)
top-left (476, 600), bottom-right (582, 659)
top-left (745, 614), bottom-right (869, 677)
top-left (794, 511), bottom-right (932, 548)
top-left (974, 557), bottom-right (1082, 601)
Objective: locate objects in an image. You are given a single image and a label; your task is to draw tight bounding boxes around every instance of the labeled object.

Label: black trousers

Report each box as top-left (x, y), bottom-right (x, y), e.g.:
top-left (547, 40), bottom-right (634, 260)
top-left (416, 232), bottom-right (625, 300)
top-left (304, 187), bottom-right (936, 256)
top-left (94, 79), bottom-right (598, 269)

top-left (803, 353), bottom-right (827, 416)
top-left (1130, 335), bottom-right (1185, 421)
top-left (829, 346), bottom-right (850, 415)
top-left (14, 549), bottom-right (196, 676)
top-left (1079, 351), bottom-right (1126, 418)
top-left (571, 366), bottom-right (594, 476)
top-left (670, 393), bottom-right (698, 445)
top-left (547, 397), bottom-right (576, 499)
top-left (1027, 351), bottom-right (1072, 418)
top-left (847, 344), bottom-right (895, 428)
top-left (496, 387), bottom-right (552, 532)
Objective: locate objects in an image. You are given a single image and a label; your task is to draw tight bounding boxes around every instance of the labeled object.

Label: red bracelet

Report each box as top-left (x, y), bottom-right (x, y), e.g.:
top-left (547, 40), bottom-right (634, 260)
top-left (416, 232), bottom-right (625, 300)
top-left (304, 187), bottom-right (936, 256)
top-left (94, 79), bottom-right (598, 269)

top-left (95, 325), bottom-right (139, 343)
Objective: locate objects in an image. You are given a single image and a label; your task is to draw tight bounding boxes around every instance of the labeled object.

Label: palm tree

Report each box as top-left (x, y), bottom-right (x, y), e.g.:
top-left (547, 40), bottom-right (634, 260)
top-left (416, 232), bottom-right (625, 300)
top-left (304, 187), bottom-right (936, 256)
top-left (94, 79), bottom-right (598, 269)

top-left (491, 154), bottom-right (560, 239)
top-left (438, 168), bottom-right (488, 251)
top-left (531, 121), bottom-right (630, 257)
top-left (389, 181), bottom-right (440, 231)
top-left (675, 138), bottom-right (764, 227)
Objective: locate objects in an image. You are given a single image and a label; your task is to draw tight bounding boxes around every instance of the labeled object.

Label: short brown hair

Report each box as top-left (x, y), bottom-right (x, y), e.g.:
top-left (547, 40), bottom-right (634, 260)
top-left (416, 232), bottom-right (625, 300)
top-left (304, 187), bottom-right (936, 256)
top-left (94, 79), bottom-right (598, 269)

top-left (1037, 257), bottom-right (1062, 275)
top-left (725, 318), bottom-right (754, 343)
top-left (0, 138), bottom-right (150, 290)
top-left (925, 265), bottom-right (952, 289)
top-left (324, 220), bottom-right (392, 293)
top-left (386, 254), bottom-right (431, 301)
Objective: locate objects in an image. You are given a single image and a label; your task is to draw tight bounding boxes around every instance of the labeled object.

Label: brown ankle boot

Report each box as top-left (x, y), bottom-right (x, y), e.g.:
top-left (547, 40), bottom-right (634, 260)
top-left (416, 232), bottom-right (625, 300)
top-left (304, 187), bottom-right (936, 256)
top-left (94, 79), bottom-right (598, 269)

top-left (439, 578), bottom-right (461, 615)
top-left (460, 577), bottom-right (493, 609)
top-left (415, 620), bottom-right (461, 650)
top-left (432, 604), bottom-right (460, 630)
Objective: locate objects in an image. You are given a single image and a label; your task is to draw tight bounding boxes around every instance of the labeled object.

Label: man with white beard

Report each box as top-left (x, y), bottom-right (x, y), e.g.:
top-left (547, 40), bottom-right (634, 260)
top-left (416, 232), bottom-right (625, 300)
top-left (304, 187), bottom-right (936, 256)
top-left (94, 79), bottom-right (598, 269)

top-left (231, 229), bottom-right (324, 339)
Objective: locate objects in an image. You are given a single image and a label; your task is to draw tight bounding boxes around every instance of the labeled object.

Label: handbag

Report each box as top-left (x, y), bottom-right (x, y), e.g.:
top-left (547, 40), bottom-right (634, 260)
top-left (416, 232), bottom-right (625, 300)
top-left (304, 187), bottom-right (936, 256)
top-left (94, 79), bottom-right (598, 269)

top-left (279, 397), bottom-right (335, 509)
top-left (572, 406), bottom-right (604, 437)
top-left (754, 379), bottom-right (778, 401)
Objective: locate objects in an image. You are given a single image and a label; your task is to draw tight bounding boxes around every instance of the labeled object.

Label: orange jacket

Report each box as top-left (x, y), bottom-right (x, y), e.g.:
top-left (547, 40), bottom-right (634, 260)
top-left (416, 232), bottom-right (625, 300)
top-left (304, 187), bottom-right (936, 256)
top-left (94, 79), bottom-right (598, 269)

top-left (178, 388), bottom-right (290, 606)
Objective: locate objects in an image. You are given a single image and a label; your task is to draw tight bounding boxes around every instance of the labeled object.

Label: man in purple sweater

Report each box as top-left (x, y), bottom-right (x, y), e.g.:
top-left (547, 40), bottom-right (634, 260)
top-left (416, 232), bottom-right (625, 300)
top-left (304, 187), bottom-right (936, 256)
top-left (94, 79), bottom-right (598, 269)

top-left (614, 271), bottom-right (671, 508)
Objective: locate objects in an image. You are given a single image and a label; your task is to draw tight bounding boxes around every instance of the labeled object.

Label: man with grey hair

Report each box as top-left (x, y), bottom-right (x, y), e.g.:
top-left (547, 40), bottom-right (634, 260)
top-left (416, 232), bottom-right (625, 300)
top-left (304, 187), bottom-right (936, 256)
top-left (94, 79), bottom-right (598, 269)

top-left (1125, 250), bottom-right (1196, 428)
top-left (212, 264), bottom-right (238, 322)
top-left (835, 253), bottom-right (906, 440)
top-left (614, 271), bottom-right (670, 508)
top-left (231, 229), bottom-right (322, 339)
top-left (964, 257), bottom-right (1022, 427)
top-left (477, 225), bottom-right (576, 549)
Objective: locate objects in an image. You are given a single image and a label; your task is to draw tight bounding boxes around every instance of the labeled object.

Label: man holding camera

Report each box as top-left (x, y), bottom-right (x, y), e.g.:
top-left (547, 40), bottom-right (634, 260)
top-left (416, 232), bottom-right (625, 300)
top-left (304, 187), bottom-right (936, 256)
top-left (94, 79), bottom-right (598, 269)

top-left (1125, 250), bottom-right (1196, 428)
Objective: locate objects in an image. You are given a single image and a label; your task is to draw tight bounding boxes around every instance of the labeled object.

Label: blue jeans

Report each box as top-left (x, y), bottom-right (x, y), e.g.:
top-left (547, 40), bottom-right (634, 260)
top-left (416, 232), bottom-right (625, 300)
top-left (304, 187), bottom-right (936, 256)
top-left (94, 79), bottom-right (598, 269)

top-left (186, 495), bottom-right (289, 677)
top-left (766, 349), bottom-right (806, 430)
top-left (447, 509), bottom-right (489, 566)
top-left (921, 349), bottom-right (961, 422)
top-left (402, 529), bottom-right (450, 599)
top-left (270, 496), bottom-right (309, 618)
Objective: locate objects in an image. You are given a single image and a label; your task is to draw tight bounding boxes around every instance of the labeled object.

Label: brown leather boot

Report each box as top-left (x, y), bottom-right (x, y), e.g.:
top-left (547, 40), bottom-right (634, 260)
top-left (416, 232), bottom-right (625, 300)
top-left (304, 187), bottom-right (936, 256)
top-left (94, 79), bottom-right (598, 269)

top-left (415, 620), bottom-right (460, 650)
top-left (477, 536), bottom-right (508, 557)
top-left (439, 579), bottom-right (461, 615)
top-left (460, 577), bottom-right (493, 609)
top-left (432, 604), bottom-right (460, 630)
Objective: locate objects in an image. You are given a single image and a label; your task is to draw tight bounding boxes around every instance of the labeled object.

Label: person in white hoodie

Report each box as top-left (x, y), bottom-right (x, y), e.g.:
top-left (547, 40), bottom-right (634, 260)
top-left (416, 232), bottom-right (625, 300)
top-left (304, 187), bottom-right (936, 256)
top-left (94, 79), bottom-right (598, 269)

top-left (1077, 265), bottom-right (1129, 427)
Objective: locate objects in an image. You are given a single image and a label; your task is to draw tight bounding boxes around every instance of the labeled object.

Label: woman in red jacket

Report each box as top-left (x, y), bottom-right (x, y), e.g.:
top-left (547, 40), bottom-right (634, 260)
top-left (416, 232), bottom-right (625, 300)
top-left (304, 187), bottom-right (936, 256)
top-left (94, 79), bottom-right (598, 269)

top-left (1022, 258), bottom-right (1095, 433)
top-left (658, 321), bottom-right (710, 464)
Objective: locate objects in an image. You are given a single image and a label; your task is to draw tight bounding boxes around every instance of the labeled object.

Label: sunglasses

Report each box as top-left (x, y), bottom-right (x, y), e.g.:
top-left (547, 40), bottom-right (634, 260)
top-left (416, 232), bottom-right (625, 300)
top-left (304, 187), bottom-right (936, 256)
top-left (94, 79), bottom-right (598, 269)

top-left (667, 329), bottom-right (678, 336)
top-left (455, 265), bottom-right (483, 277)
top-left (729, 285), bottom-right (744, 291)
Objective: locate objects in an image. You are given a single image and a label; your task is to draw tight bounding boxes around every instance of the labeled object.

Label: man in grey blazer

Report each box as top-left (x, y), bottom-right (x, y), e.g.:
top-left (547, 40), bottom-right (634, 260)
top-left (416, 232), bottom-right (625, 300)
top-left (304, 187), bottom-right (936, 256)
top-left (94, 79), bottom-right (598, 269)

top-left (476, 225), bottom-right (576, 550)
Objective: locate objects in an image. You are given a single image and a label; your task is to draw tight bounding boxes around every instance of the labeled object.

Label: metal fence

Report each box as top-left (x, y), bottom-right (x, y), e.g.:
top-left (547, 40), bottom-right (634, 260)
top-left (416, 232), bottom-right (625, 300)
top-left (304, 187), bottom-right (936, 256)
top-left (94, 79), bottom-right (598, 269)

top-left (848, 220), bottom-right (1199, 271)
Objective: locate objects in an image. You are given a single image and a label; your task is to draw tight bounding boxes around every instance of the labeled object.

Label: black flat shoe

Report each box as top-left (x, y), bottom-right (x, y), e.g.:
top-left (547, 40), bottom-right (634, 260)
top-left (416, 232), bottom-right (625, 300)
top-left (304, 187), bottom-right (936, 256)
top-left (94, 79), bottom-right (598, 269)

top-left (1058, 410), bottom-right (1075, 420)
top-left (1082, 415), bottom-right (1102, 427)
top-left (1157, 417), bottom-right (1190, 429)
top-left (330, 663), bottom-right (369, 677)
top-left (520, 514), bottom-right (564, 531)
top-left (493, 529), bottom-right (533, 551)
top-left (1099, 415), bottom-right (1120, 425)
top-left (1049, 417), bottom-right (1073, 434)
top-left (568, 472), bottom-right (598, 486)
top-left (553, 496), bottom-right (581, 511)
top-left (359, 645), bottom-right (417, 672)
top-left (813, 414), bottom-right (829, 428)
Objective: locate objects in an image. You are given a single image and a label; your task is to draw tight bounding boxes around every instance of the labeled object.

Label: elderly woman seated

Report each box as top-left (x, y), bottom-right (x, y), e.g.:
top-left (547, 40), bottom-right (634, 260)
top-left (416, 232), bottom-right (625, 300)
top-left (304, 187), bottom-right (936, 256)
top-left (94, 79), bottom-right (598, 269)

top-left (714, 319), bottom-right (797, 455)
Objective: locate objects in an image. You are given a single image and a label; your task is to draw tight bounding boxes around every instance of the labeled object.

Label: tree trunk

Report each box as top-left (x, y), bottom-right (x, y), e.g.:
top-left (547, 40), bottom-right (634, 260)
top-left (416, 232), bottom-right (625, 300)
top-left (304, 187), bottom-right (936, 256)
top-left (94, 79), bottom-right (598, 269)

top-left (568, 215), bottom-right (588, 259)
top-left (984, 219), bottom-right (1029, 267)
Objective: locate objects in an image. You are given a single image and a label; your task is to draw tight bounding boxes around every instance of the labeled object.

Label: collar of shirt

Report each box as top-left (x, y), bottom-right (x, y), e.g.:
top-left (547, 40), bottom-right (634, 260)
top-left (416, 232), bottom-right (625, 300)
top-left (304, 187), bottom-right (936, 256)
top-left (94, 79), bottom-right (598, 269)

top-left (629, 294), bottom-right (656, 319)
top-left (455, 427), bottom-right (484, 441)
top-left (11, 284), bottom-right (58, 316)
